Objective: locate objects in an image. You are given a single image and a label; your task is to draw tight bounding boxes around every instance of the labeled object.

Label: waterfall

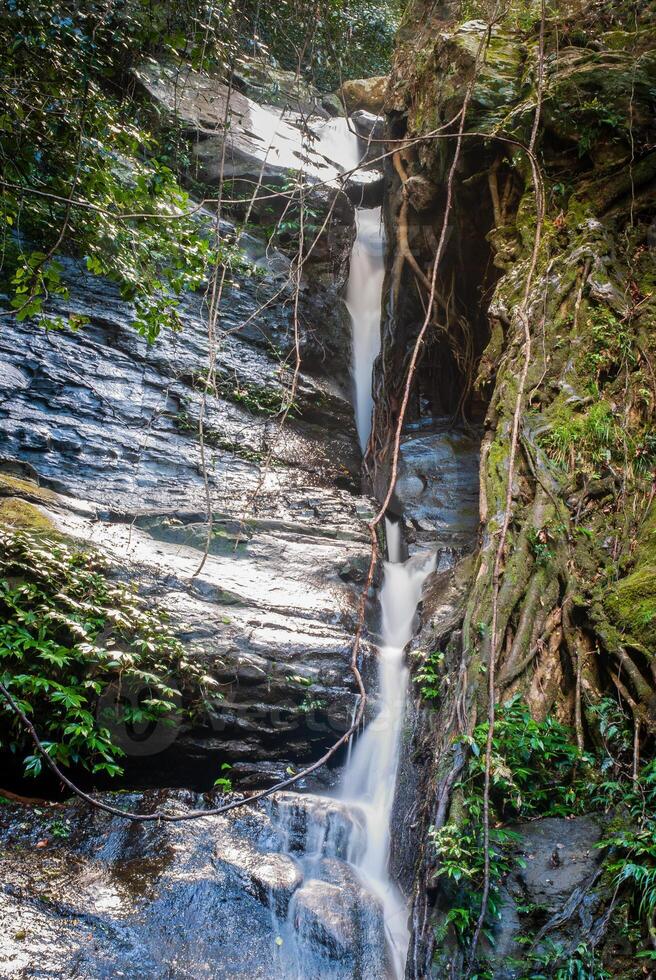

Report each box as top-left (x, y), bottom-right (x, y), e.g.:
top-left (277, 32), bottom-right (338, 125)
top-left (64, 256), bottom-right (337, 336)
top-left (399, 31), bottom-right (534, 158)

top-left (385, 515), bottom-right (404, 564)
top-left (339, 549), bottom-right (435, 977)
top-left (264, 115), bottom-right (435, 980)
top-left (345, 207), bottom-right (385, 451)
top-left (268, 543), bottom-right (435, 980)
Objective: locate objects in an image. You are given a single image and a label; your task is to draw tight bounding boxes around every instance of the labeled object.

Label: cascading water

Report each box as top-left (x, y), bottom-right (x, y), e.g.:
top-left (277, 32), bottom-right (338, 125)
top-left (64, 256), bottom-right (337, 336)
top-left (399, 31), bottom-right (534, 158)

top-left (264, 116), bottom-right (435, 980)
top-left (339, 549), bottom-right (435, 977)
top-left (345, 206), bottom-right (385, 451)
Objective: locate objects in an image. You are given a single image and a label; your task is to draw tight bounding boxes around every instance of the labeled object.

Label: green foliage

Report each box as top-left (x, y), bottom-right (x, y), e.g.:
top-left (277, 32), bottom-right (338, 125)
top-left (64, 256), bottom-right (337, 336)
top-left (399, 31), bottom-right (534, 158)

top-left (239, 0), bottom-right (405, 91)
top-left (541, 303), bottom-right (655, 479)
top-left (414, 648), bottom-right (444, 701)
top-left (430, 820), bottom-right (522, 943)
top-left (431, 699), bottom-right (588, 957)
top-left (573, 98), bottom-right (627, 158)
top-left (583, 308), bottom-right (635, 378)
top-left (0, 527), bottom-right (218, 778)
top-left (543, 401), bottom-right (624, 475)
top-left (49, 817), bottom-right (71, 839)
top-left (189, 368), bottom-right (296, 416)
top-left (432, 697), bottom-right (656, 966)
top-left (526, 939), bottom-right (610, 979)
top-left (527, 526), bottom-right (555, 567)
top-left (299, 694), bottom-right (326, 714)
top-left (463, 696), bottom-right (584, 820)
top-left (0, 1), bottom-right (242, 340)
top-left (214, 762), bottom-right (233, 793)
top-left (597, 761), bottom-right (656, 938)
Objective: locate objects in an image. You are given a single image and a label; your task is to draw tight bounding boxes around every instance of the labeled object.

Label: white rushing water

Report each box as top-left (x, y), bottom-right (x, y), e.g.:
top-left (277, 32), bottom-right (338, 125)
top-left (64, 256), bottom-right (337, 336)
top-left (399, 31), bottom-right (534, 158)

top-left (340, 550), bottom-right (435, 977)
top-left (269, 544), bottom-right (435, 980)
top-left (340, 143), bottom-right (434, 977)
top-left (345, 206), bottom-right (385, 451)
top-left (266, 115), bottom-right (435, 980)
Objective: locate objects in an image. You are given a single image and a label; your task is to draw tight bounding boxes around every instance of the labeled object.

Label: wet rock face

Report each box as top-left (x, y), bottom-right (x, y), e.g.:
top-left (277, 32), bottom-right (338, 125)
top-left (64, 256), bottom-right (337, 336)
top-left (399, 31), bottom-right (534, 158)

top-left (0, 233), bottom-right (369, 783)
top-left (134, 60), bottom-right (360, 368)
top-left (136, 59), bottom-right (339, 187)
top-left (490, 815), bottom-right (609, 979)
top-left (231, 54), bottom-right (325, 117)
top-left (0, 790), bottom-right (387, 980)
top-left (388, 420), bottom-right (481, 553)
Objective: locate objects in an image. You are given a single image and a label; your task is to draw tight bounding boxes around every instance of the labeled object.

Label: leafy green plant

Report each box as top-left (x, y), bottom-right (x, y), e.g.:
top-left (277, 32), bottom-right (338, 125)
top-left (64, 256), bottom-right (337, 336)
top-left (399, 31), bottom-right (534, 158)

top-left (49, 817), bottom-right (71, 839)
top-left (463, 696), bottom-right (585, 819)
top-left (414, 649), bottom-right (444, 701)
top-left (527, 526), bottom-right (555, 567)
top-left (299, 695), bottom-right (326, 714)
top-left (574, 98), bottom-right (626, 157)
top-left (430, 699), bottom-right (592, 957)
top-left (0, 528), bottom-right (218, 778)
top-left (238, 0), bottom-right (405, 91)
top-left (214, 762), bottom-right (233, 793)
top-left (526, 939), bottom-right (610, 979)
top-left (430, 820), bottom-right (523, 945)
top-left (598, 761), bottom-right (656, 941)
top-left (584, 308), bottom-right (635, 378)
top-left (0, 1), bottom-right (246, 341)
top-left (544, 401), bottom-right (623, 475)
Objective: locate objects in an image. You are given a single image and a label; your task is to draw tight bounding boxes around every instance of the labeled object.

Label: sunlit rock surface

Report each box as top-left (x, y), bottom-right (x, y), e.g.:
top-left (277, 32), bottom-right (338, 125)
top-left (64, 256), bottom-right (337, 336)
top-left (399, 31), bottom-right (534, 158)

top-left (0, 235), bottom-right (371, 783)
top-left (339, 76), bottom-right (389, 114)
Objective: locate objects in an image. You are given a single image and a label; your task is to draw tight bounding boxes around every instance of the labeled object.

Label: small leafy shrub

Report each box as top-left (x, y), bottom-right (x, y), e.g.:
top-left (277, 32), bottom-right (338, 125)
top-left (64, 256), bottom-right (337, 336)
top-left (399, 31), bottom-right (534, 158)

top-left (415, 649), bottom-right (444, 701)
top-left (0, 528), bottom-right (217, 778)
top-left (464, 696), bottom-right (584, 819)
top-left (527, 526), bottom-right (556, 567)
top-left (214, 763), bottom-right (233, 793)
top-left (430, 699), bottom-right (587, 955)
top-left (543, 401), bottom-right (623, 475)
top-left (430, 821), bottom-right (523, 943)
top-left (584, 308), bottom-right (635, 379)
top-left (526, 939), bottom-right (610, 979)
top-left (574, 98), bottom-right (627, 158)
top-left (597, 761), bottom-right (656, 948)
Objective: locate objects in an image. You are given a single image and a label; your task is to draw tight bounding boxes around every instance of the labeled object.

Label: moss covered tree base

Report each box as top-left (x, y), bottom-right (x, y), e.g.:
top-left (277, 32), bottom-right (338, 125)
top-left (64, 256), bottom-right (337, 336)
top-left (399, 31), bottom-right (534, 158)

top-left (382, 1), bottom-right (656, 975)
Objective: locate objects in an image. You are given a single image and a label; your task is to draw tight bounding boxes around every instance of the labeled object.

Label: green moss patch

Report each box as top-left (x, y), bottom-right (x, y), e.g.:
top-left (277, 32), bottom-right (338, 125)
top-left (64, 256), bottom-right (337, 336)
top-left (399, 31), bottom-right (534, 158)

top-left (605, 507), bottom-right (656, 649)
top-left (606, 567), bottom-right (656, 650)
top-left (0, 474), bottom-right (57, 506)
top-left (0, 497), bottom-right (54, 532)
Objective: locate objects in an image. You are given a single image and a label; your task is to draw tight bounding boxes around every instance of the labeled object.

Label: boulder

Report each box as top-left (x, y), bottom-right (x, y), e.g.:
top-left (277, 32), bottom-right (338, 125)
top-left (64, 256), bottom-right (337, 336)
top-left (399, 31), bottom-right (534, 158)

top-left (269, 792), bottom-right (367, 861)
top-left (339, 76), bottom-right (389, 114)
top-left (344, 168), bottom-right (385, 208)
top-left (321, 93), bottom-right (346, 117)
top-left (349, 110), bottom-right (385, 170)
top-left (350, 109), bottom-right (385, 144)
top-left (290, 876), bottom-right (386, 974)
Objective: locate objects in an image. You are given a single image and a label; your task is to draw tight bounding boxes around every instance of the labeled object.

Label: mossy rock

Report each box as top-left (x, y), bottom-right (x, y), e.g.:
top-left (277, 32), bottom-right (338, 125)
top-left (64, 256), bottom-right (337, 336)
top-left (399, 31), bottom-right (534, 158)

top-left (606, 567), bottom-right (656, 650)
top-left (0, 473), bottom-right (57, 506)
top-left (0, 497), bottom-right (55, 532)
top-left (605, 507), bottom-right (656, 650)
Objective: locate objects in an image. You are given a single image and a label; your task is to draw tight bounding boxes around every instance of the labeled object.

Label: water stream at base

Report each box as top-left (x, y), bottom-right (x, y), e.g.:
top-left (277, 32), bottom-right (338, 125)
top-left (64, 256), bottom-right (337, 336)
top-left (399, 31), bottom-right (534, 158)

top-left (339, 550), bottom-right (436, 977)
top-left (266, 119), bottom-right (434, 980)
